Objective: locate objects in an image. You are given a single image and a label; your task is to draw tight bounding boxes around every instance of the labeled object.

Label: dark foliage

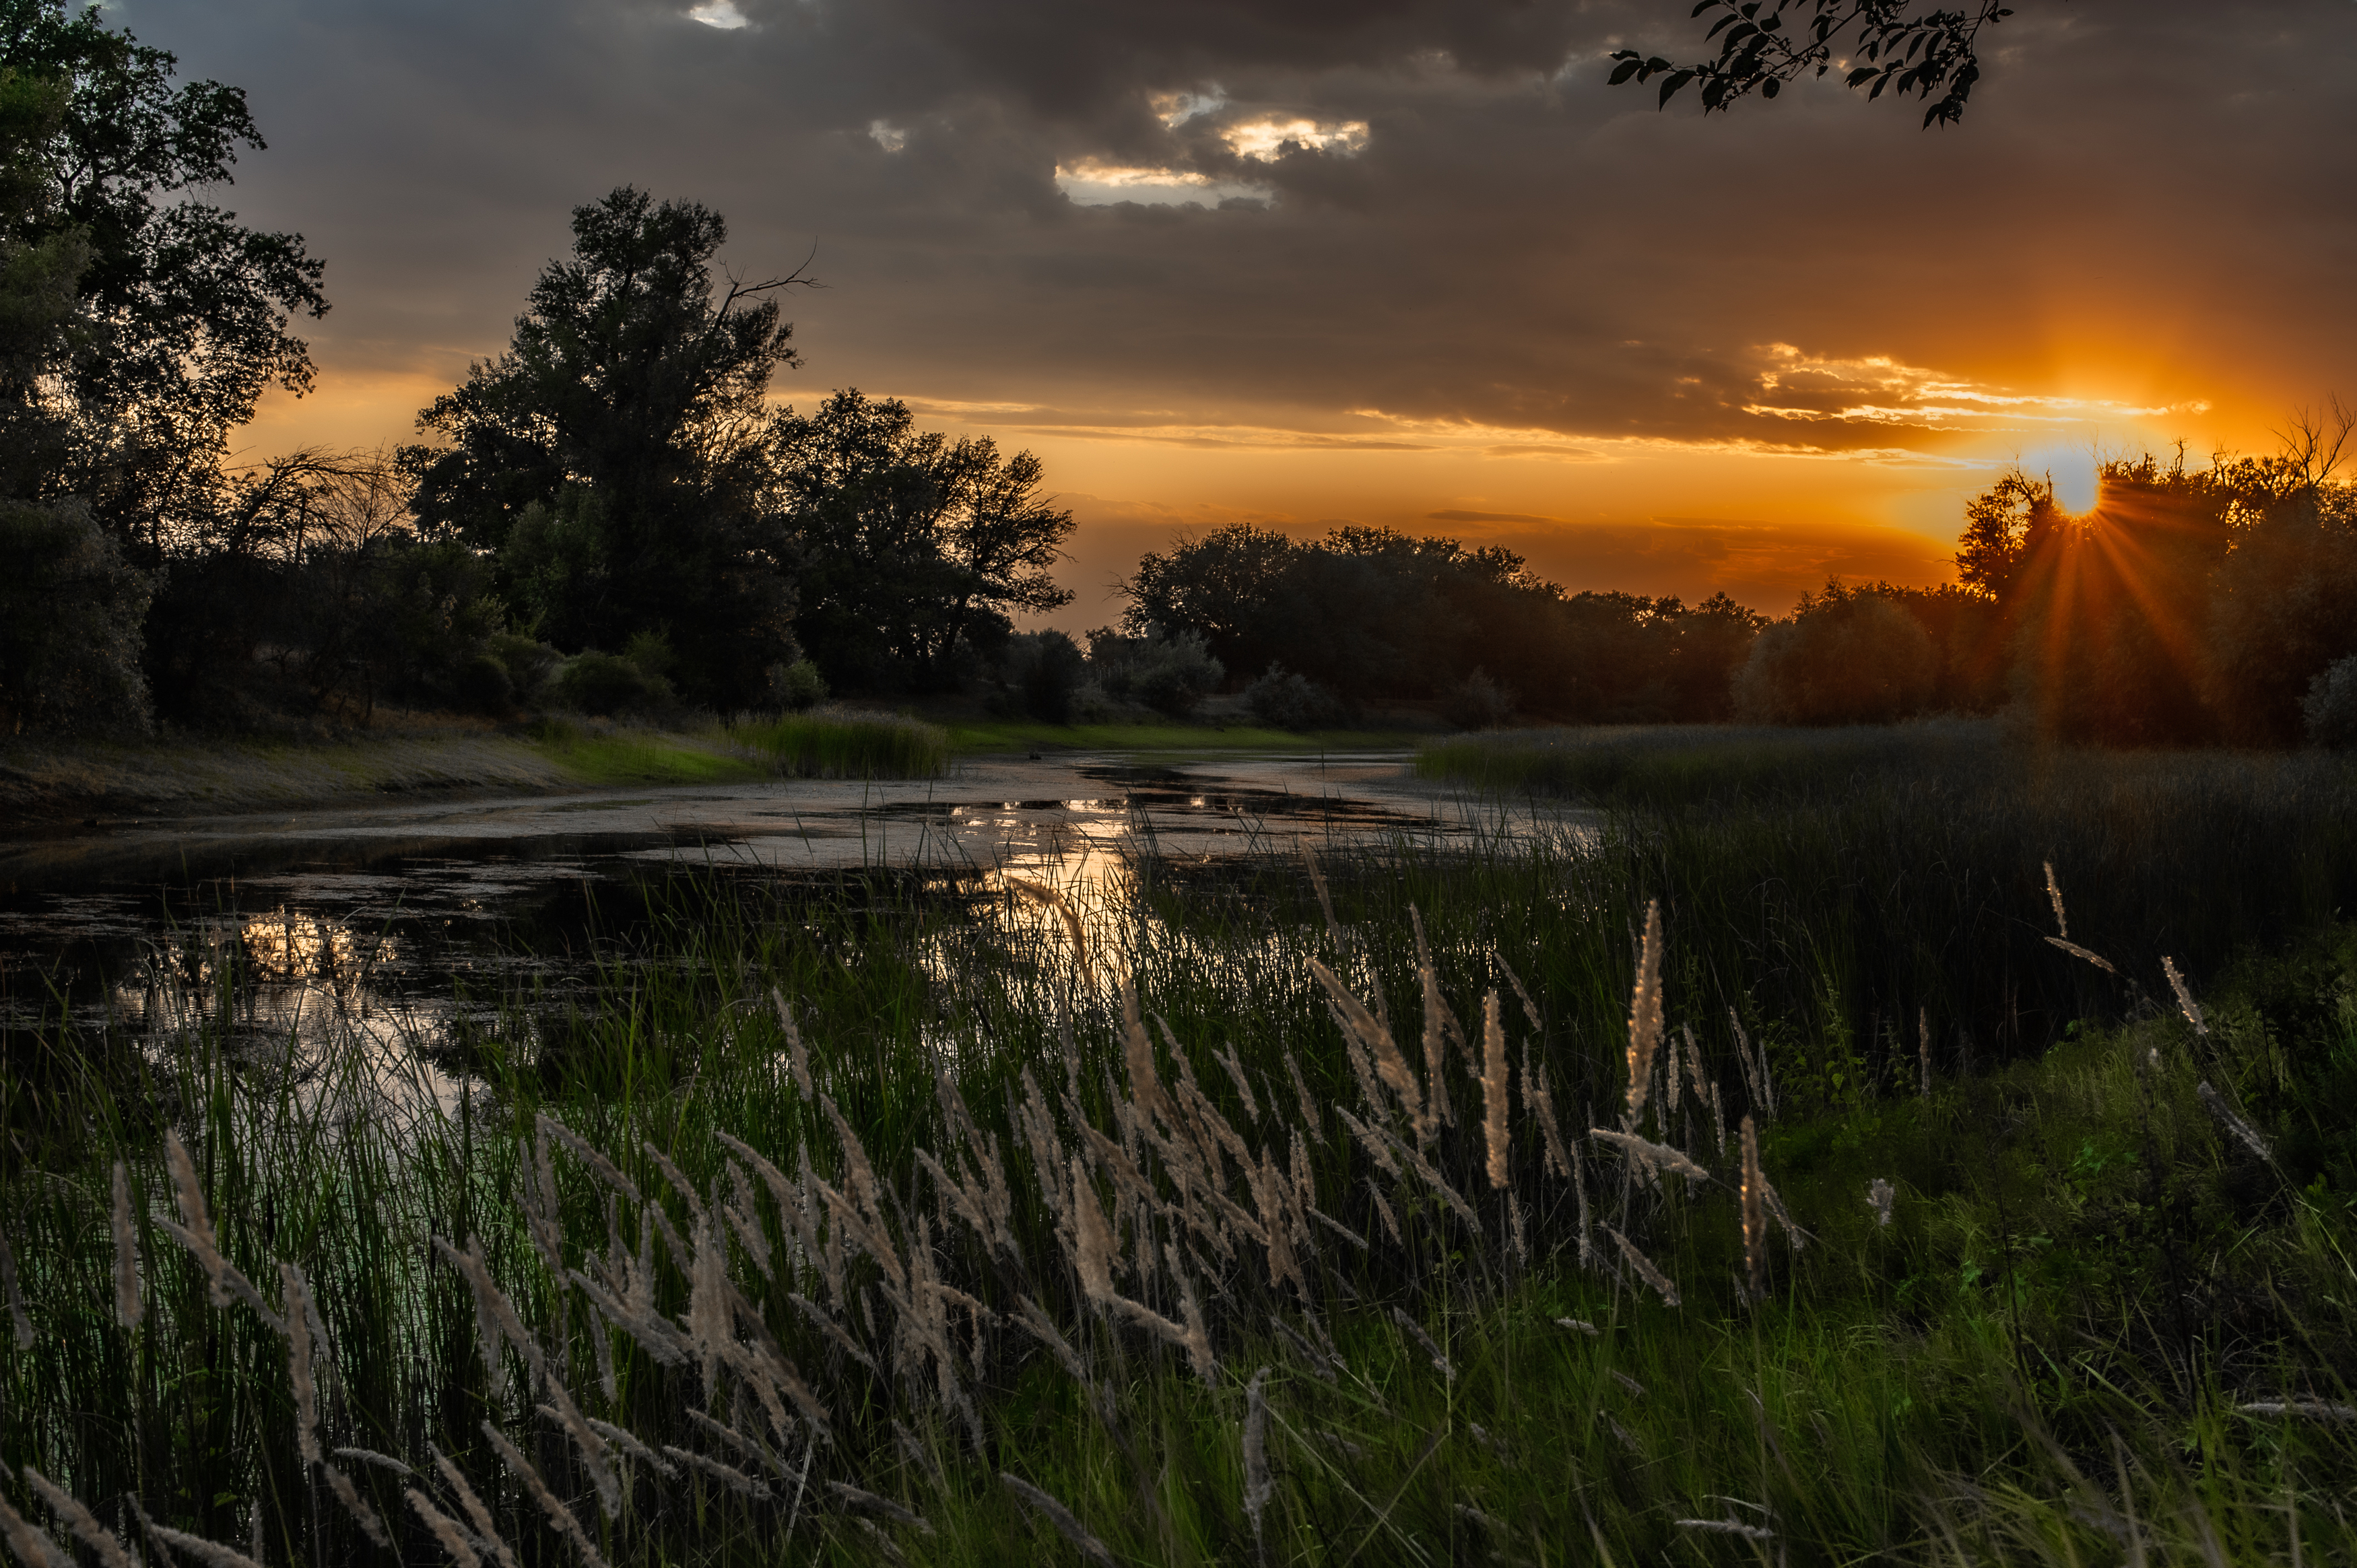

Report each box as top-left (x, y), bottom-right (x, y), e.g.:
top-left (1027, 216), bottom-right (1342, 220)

top-left (405, 186), bottom-right (806, 708)
top-left (1954, 438), bottom-right (2357, 749)
top-left (1121, 524), bottom-right (1766, 722)
top-left (1609, 1), bottom-right (2018, 127)
top-left (774, 389), bottom-right (1074, 695)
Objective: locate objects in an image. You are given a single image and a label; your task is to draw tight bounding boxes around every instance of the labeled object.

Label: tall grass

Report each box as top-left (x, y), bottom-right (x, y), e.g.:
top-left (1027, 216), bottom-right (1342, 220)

top-left (0, 774), bottom-right (2352, 1563)
top-left (729, 706), bottom-right (950, 779)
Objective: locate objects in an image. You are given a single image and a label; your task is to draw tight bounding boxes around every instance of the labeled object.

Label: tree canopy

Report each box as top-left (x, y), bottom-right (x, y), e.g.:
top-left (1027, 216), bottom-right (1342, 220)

top-left (0, 0), bottom-right (327, 553)
top-left (772, 388), bottom-right (1074, 693)
top-left (405, 186), bottom-right (810, 706)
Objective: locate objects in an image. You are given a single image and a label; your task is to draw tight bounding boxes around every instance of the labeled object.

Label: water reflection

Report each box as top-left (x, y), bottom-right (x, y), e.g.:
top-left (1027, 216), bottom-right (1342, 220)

top-left (0, 749), bottom-right (1580, 1104)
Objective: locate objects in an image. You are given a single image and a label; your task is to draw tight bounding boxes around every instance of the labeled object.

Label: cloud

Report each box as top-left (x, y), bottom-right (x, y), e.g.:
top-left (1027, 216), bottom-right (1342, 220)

top-left (119, 0), bottom-right (2357, 555)
top-left (1428, 508), bottom-right (1560, 524)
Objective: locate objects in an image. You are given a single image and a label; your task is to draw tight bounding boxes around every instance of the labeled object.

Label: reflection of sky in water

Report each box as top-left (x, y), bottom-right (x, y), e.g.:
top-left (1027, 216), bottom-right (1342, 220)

top-left (1, 751), bottom-right (1593, 1105)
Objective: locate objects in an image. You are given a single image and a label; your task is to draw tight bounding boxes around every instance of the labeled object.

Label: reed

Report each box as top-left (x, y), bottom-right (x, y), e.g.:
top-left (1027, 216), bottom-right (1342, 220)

top-left (728, 705), bottom-right (949, 779)
top-left (0, 772), bottom-right (2351, 1563)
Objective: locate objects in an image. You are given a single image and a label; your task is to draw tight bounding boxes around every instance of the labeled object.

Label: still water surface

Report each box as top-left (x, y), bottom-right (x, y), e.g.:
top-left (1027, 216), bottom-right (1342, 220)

top-left (0, 751), bottom-right (1557, 1067)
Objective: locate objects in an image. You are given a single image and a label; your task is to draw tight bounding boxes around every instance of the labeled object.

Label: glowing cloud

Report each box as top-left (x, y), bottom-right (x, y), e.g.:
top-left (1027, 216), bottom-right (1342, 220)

top-left (686, 0), bottom-right (748, 29)
top-left (1222, 116), bottom-right (1369, 160)
top-left (869, 120), bottom-right (909, 152)
top-left (1055, 158), bottom-right (1269, 207)
top-left (1743, 345), bottom-right (2207, 433)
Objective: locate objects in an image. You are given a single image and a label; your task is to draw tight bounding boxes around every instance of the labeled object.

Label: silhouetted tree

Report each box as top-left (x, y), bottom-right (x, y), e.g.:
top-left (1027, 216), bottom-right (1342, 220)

top-left (1734, 581), bottom-right (1937, 726)
top-left (773, 388), bottom-right (1073, 693)
top-left (406, 186), bottom-right (807, 706)
top-left (1, 0), bottom-right (327, 555)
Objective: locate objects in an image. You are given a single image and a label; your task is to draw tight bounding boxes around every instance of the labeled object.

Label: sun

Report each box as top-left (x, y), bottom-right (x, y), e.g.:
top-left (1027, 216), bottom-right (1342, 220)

top-left (2022, 444), bottom-right (2101, 515)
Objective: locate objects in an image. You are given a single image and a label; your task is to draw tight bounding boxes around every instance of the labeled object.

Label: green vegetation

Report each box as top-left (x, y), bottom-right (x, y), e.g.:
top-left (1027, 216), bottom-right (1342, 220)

top-left (946, 718), bottom-right (1422, 755)
top-left (3, 737), bottom-right (2352, 1563)
top-left (728, 708), bottom-right (950, 779)
top-left (527, 719), bottom-right (770, 786)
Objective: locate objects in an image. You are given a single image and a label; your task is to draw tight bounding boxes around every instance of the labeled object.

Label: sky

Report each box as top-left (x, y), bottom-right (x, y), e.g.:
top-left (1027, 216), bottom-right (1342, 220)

top-left (115, 0), bottom-right (2357, 629)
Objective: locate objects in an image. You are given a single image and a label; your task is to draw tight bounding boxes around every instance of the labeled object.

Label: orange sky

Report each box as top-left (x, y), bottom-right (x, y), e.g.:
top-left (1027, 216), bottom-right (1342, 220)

top-left (178, 0), bottom-right (2351, 632)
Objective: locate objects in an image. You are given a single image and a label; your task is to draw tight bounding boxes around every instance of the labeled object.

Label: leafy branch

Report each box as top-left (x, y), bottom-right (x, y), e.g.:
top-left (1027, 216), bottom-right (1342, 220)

top-left (1607, 1), bottom-right (2016, 127)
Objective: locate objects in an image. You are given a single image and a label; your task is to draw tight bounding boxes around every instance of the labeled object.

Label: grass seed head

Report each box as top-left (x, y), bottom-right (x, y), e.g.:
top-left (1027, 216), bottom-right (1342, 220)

top-left (1739, 1116), bottom-right (1767, 1295)
top-left (20, 1468), bottom-right (129, 1568)
top-left (405, 1489), bottom-right (480, 1568)
top-left (1626, 900), bottom-right (1664, 1126)
top-left (2163, 956), bottom-right (2207, 1035)
top-left (1000, 1474), bottom-right (1116, 1568)
top-left (1482, 990), bottom-right (1511, 1189)
top-left (1603, 1224), bottom-right (1681, 1308)
top-left (282, 1264), bottom-right (317, 1464)
top-left (111, 1163), bottom-right (141, 1332)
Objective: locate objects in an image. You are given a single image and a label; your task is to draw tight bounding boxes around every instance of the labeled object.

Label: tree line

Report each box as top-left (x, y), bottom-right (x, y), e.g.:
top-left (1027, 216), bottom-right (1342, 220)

top-left (0, 2), bottom-right (1073, 733)
top-left (7, 0), bottom-right (2353, 751)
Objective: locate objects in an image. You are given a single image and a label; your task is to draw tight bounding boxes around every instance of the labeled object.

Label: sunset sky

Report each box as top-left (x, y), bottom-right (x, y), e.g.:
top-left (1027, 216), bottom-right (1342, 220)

top-left (119, 0), bottom-right (2357, 629)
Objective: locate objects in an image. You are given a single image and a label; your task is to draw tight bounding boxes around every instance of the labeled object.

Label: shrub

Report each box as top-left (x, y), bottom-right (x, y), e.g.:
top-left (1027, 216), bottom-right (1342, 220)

top-left (1002, 630), bottom-right (1085, 723)
top-left (488, 633), bottom-right (563, 704)
top-left (1440, 666), bottom-right (1513, 730)
top-left (452, 651), bottom-right (513, 714)
top-left (764, 658), bottom-right (828, 712)
top-left (1086, 625), bottom-right (1224, 716)
top-left (1733, 584), bottom-right (1937, 726)
top-left (552, 650), bottom-right (667, 716)
top-left (2304, 654), bottom-right (2357, 748)
top-left (1243, 663), bottom-right (1343, 730)
top-left (0, 497), bottom-right (153, 732)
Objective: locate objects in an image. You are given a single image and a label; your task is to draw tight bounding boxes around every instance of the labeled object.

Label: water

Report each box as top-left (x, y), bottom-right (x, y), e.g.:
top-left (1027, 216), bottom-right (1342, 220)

top-left (0, 751), bottom-right (1551, 1071)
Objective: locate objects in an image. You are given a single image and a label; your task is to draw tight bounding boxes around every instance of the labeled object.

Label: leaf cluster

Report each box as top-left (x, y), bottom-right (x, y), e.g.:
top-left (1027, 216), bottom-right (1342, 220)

top-left (1608, 0), bottom-right (2015, 127)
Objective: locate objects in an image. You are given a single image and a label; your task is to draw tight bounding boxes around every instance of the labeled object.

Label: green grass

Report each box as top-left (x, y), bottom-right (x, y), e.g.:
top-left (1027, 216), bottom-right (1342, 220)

top-left (531, 718), bottom-right (771, 784)
top-left (947, 718), bottom-right (1422, 755)
top-left (3, 740), bottom-right (2354, 1564)
top-left (1417, 717), bottom-right (2009, 803)
top-left (728, 706), bottom-right (950, 778)
top-left (525, 708), bottom-right (950, 785)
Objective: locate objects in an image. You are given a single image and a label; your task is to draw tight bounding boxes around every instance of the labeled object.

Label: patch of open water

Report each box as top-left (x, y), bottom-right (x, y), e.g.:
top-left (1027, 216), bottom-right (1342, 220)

top-left (0, 752), bottom-right (1566, 1070)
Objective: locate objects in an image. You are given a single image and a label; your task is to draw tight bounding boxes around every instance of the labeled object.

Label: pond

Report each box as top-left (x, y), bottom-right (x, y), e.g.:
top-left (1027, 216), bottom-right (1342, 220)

top-left (0, 750), bottom-right (1566, 1091)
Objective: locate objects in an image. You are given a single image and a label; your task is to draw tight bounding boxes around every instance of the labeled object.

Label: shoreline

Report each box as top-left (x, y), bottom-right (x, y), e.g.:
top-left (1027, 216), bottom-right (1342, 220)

top-left (0, 718), bottom-right (1436, 829)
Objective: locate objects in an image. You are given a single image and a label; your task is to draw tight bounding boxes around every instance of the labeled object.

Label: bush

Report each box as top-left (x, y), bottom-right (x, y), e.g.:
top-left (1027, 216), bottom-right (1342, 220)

top-left (2304, 654), bottom-right (2357, 748)
top-left (452, 652), bottom-right (513, 714)
top-left (552, 650), bottom-right (668, 716)
top-left (0, 497), bottom-right (153, 732)
top-left (1440, 667), bottom-right (1513, 730)
top-left (764, 658), bottom-right (828, 712)
top-left (1243, 663), bottom-right (1343, 730)
top-left (1733, 585), bottom-right (1937, 726)
top-left (488, 634), bottom-right (563, 705)
top-left (1086, 625), bottom-right (1224, 716)
top-left (1001, 631), bottom-right (1086, 723)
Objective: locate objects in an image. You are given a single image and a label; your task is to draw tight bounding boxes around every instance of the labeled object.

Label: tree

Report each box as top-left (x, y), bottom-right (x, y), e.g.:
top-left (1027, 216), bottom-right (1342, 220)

top-left (0, 0), bottom-right (328, 555)
top-left (771, 389), bottom-right (1073, 692)
top-left (1733, 580), bottom-right (1937, 725)
top-left (1609, 1), bottom-right (2017, 127)
top-left (406, 186), bottom-right (809, 706)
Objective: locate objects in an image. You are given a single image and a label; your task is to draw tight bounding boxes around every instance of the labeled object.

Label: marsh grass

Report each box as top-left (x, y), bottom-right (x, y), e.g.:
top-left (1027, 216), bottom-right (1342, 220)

top-left (0, 759), bottom-right (2352, 1564)
top-left (727, 706), bottom-right (950, 779)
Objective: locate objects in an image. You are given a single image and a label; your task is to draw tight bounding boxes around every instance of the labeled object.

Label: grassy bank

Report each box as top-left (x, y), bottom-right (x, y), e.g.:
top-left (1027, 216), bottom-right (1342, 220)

top-left (727, 706), bottom-right (950, 779)
top-left (1416, 718), bottom-right (2004, 803)
top-left (0, 710), bottom-right (949, 822)
top-left (946, 718), bottom-right (1421, 755)
top-left (2, 755), bottom-right (2353, 1564)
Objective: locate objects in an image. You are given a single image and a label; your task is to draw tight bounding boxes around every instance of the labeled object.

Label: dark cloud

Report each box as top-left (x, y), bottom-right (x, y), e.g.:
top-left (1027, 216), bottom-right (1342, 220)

top-left (123, 0), bottom-right (2357, 457)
